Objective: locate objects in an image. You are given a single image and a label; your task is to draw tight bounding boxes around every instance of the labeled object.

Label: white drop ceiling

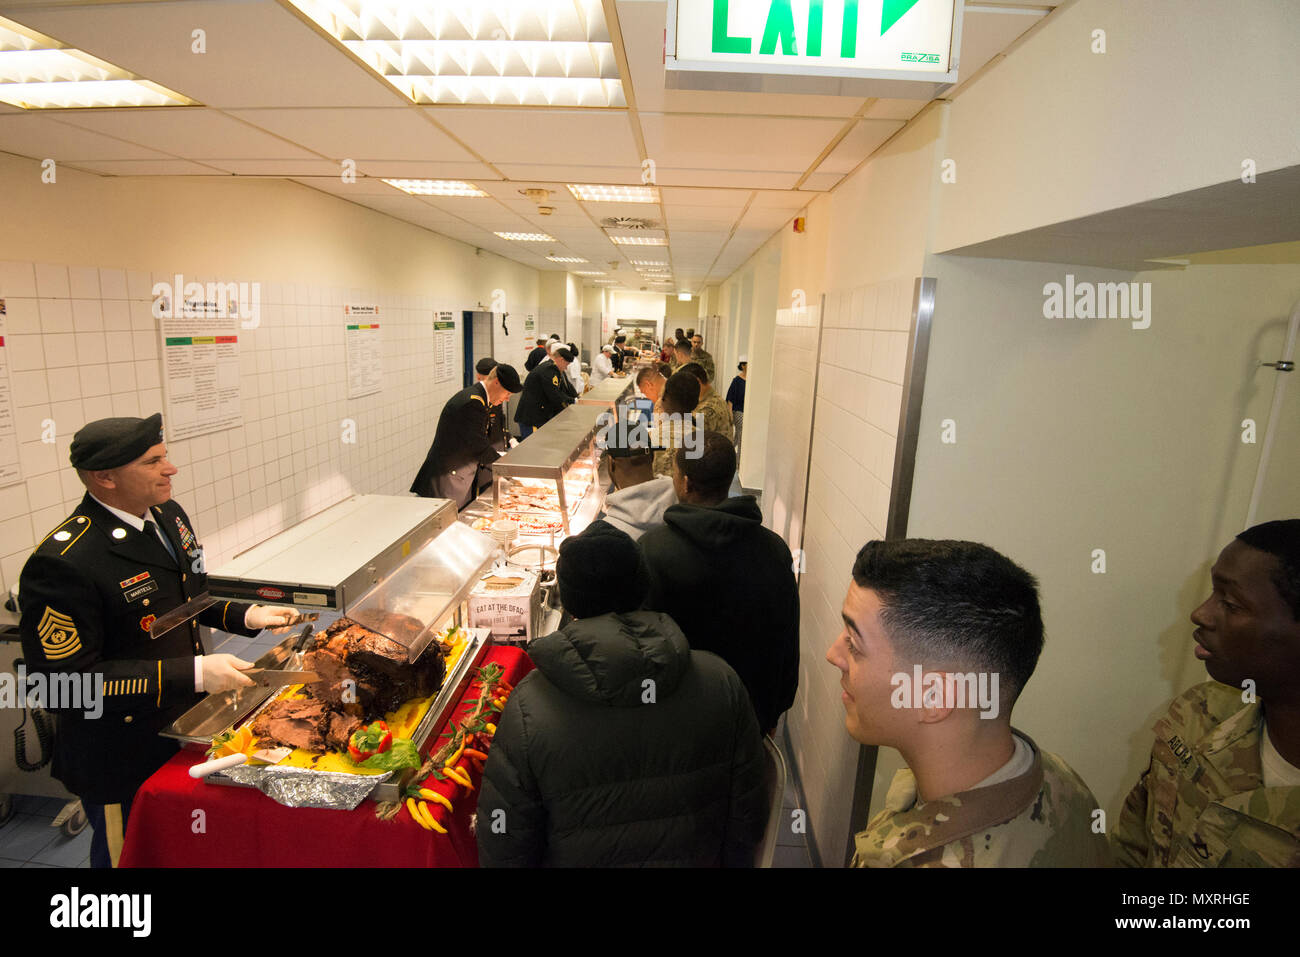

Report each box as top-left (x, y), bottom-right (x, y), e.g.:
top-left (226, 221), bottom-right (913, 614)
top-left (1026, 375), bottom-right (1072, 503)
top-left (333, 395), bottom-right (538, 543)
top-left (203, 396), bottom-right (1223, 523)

top-left (0, 0), bottom-right (1062, 291)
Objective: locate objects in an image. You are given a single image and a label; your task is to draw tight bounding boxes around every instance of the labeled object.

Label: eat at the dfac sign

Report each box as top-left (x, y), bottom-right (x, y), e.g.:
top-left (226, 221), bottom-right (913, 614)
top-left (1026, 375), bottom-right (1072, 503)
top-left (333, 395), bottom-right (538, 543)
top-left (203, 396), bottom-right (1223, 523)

top-left (666, 0), bottom-right (962, 99)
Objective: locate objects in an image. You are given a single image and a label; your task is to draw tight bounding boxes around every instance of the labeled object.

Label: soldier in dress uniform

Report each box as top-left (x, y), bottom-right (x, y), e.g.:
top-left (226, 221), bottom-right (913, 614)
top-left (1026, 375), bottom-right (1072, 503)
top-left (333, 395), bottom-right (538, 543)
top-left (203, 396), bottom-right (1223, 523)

top-left (474, 357), bottom-right (511, 456)
top-left (411, 363), bottom-right (523, 509)
top-left (514, 346), bottom-right (575, 439)
top-left (17, 413), bottom-right (297, 868)
top-left (1112, 520), bottom-right (1300, 867)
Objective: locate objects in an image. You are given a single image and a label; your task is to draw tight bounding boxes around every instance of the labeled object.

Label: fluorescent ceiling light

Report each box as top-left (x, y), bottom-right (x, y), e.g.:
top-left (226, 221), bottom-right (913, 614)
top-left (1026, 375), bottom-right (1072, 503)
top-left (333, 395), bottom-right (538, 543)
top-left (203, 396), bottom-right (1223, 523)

top-left (383, 178), bottom-right (487, 197)
top-left (495, 231), bottom-right (555, 241)
top-left (568, 184), bottom-right (658, 203)
top-left (677, 293), bottom-right (692, 302)
top-left (610, 236), bottom-right (666, 246)
top-left (289, 1), bottom-right (625, 108)
top-left (572, 270), bottom-right (605, 276)
top-left (0, 16), bottom-right (194, 109)
top-left (630, 259), bottom-right (667, 267)
top-left (546, 255), bottom-right (587, 263)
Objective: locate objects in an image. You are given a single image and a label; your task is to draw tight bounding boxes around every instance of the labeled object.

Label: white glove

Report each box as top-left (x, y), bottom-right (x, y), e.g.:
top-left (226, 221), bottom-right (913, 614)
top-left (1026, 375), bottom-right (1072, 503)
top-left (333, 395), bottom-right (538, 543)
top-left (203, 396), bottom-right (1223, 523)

top-left (508, 437), bottom-right (519, 448)
top-left (244, 604), bottom-right (297, 630)
top-left (200, 653), bottom-right (254, 694)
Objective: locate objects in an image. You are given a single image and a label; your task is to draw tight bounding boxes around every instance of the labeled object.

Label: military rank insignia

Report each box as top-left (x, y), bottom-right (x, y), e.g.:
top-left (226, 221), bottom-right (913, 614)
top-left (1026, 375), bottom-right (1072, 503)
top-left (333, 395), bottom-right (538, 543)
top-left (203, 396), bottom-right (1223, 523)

top-left (140, 614), bottom-right (157, 632)
top-left (37, 608), bottom-right (81, 660)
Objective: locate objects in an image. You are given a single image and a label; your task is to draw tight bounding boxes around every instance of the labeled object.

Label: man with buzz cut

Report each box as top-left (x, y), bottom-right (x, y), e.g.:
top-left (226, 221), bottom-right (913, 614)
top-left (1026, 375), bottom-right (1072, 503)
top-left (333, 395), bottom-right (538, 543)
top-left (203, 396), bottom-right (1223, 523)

top-left (1112, 520), bottom-right (1300, 868)
top-left (18, 413), bottom-right (298, 867)
top-left (827, 539), bottom-right (1109, 867)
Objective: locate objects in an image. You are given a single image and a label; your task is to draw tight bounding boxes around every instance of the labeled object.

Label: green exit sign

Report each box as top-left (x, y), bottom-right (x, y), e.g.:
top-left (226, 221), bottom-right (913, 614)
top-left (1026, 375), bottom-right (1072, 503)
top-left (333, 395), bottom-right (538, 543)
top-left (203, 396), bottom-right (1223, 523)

top-left (667, 0), bottom-right (961, 98)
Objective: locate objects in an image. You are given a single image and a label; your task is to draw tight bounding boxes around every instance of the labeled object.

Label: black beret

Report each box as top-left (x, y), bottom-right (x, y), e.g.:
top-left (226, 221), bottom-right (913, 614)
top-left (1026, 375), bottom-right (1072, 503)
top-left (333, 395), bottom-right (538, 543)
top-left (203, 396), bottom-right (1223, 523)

top-left (553, 347), bottom-right (574, 363)
top-left (493, 363), bottom-right (522, 393)
top-left (556, 521), bottom-right (646, 620)
top-left (475, 357), bottom-right (498, 375)
top-left (70, 413), bottom-right (164, 470)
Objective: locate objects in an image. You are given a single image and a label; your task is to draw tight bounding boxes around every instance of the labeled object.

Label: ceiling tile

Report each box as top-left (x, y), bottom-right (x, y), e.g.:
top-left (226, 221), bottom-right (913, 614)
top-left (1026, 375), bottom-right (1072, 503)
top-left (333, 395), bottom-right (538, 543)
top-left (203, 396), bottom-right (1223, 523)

top-left (228, 108), bottom-right (476, 161)
top-left (431, 109), bottom-right (640, 166)
top-left (493, 163), bottom-right (644, 185)
top-left (657, 168), bottom-right (799, 189)
top-left (202, 159), bottom-right (347, 175)
top-left (64, 159), bottom-right (227, 176)
top-left (6, 0), bottom-right (402, 109)
top-left (0, 115), bottom-right (174, 160)
top-left (641, 113), bottom-right (844, 173)
top-left (355, 160), bottom-right (500, 180)
top-left (816, 119), bottom-right (906, 174)
top-left (801, 171), bottom-right (845, 191)
top-left (52, 108), bottom-right (320, 160)
top-left (751, 190), bottom-right (815, 209)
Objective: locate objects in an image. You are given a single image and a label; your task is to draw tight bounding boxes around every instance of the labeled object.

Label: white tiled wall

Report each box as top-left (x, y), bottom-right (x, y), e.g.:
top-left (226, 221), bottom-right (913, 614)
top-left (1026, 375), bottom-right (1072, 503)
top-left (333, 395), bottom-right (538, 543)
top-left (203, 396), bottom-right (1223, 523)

top-left (773, 275), bottom-right (916, 865)
top-left (0, 259), bottom-right (471, 597)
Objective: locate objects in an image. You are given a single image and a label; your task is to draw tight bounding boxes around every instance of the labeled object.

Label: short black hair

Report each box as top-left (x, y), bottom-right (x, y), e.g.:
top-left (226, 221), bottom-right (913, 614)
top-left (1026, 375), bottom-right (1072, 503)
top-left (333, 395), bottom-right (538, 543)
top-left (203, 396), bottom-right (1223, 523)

top-left (636, 366), bottom-right (662, 389)
top-left (851, 539), bottom-right (1045, 708)
top-left (535, 338), bottom-right (546, 346)
top-left (673, 338), bottom-right (692, 354)
top-left (674, 328), bottom-right (684, 338)
top-left (675, 431), bottom-right (735, 502)
top-left (678, 362), bottom-right (707, 386)
top-left (657, 362), bottom-right (672, 378)
top-left (1236, 520), bottom-right (1300, 619)
top-left (548, 333), bottom-right (560, 340)
top-left (661, 371), bottom-right (701, 415)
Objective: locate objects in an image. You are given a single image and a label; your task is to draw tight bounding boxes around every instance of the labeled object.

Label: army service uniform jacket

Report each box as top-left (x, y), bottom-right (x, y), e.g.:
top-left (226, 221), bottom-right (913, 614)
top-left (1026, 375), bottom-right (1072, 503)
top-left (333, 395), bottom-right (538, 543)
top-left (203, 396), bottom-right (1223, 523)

top-left (18, 493), bottom-right (258, 804)
top-left (513, 359), bottom-right (574, 429)
top-left (852, 732), bottom-right (1110, 867)
top-left (1111, 682), bottom-right (1300, 867)
top-left (410, 382), bottom-right (499, 509)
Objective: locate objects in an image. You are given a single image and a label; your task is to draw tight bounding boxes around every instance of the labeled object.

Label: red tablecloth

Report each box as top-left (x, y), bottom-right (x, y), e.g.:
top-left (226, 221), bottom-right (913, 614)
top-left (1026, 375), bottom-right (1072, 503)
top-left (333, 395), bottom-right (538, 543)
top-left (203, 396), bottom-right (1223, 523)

top-left (120, 646), bottom-right (532, 867)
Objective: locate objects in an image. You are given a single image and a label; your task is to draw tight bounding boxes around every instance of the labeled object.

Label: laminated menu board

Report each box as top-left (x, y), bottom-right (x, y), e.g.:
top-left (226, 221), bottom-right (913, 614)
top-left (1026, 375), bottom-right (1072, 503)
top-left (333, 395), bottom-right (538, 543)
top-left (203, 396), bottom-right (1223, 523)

top-left (433, 311), bottom-right (455, 385)
top-left (0, 299), bottom-right (21, 486)
top-left (156, 291), bottom-right (243, 442)
top-left (345, 303), bottom-right (382, 398)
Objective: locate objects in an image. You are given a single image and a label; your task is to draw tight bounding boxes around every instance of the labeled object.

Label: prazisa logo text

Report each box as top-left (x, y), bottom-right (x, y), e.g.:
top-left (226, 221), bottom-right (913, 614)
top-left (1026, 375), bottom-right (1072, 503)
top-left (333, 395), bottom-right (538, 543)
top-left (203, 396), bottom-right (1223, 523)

top-left (50, 888), bottom-right (151, 937)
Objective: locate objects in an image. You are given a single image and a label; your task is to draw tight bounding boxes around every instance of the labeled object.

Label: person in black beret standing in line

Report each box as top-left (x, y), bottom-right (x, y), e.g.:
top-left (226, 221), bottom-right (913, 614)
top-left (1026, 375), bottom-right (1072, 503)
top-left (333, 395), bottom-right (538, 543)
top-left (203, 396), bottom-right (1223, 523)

top-left (18, 413), bottom-right (298, 868)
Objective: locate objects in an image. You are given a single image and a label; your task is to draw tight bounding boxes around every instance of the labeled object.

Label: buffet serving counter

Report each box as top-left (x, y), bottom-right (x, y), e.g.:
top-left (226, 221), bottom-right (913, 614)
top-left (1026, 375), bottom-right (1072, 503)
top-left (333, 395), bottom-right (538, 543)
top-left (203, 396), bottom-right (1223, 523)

top-left (577, 373), bottom-right (635, 409)
top-left (460, 402), bottom-right (611, 550)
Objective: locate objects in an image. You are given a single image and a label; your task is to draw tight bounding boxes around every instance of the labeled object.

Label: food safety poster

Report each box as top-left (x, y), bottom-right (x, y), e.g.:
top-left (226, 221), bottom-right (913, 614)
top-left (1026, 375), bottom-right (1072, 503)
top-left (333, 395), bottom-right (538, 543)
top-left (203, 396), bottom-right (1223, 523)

top-left (345, 303), bottom-right (382, 398)
top-left (433, 311), bottom-right (456, 385)
top-left (156, 294), bottom-right (244, 442)
top-left (0, 300), bottom-right (21, 486)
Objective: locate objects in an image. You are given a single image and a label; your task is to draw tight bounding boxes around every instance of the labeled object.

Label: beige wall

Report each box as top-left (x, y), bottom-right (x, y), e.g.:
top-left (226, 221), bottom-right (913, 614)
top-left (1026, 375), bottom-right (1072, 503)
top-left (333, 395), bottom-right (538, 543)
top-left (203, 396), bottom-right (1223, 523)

top-left (908, 256), bottom-right (1300, 818)
top-left (934, 0), bottom-right (1300, 253)
top-left (0, 153), bottom-right (540, 599)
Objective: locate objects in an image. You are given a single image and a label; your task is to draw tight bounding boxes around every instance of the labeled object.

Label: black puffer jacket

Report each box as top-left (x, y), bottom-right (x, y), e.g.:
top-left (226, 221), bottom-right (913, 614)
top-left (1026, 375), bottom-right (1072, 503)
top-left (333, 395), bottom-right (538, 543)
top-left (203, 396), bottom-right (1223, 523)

top-left (639, 496), bottom-right (800, 733)
top-left (476, 610), bottom-right (767, 867)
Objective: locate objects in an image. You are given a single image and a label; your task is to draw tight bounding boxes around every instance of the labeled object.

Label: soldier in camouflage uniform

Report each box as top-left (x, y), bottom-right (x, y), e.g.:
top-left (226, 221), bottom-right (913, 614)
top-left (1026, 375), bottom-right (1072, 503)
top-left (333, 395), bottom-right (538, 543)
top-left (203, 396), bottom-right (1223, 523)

top-left (1112, 520), bottom-right (1300, 867)
top-left (854, 731), bottom-right (1109, 867)
top-left (678, 361), bottom-right (734, 443)
top-left (650, 371), bottom-right (701, 480)
top-left (826, 539), bottom-right (1109, 867)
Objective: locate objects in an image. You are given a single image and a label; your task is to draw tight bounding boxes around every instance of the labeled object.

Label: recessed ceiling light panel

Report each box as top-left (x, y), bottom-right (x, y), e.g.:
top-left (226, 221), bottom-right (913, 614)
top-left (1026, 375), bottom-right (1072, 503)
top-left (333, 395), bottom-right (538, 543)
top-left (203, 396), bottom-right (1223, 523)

top-left (289, 1), bottom-right (626, 107)
top-left (0, 16), bottom-right (194, 108)
top-left (495, 231), bottom-right (555, 241)
top-left (610, 235), bottom-right (667, 246)
top-left (568, 184), bottom-right (659, 203)
top-left (383, 178), bottom-right (488, 196)
top-left (546, 256), bottom-right (588, 263)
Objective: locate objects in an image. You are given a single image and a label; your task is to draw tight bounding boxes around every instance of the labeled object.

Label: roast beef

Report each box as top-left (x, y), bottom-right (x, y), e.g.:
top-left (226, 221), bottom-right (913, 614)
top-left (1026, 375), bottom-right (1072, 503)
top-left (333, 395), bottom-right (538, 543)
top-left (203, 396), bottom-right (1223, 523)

top-left (249, 614), bottom-right (447, 754)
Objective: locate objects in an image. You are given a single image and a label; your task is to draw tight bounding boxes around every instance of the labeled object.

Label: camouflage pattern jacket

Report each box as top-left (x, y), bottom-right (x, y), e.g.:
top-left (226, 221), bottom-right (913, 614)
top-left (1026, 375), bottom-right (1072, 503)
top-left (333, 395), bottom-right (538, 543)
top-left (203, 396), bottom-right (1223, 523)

top-left (696, 391), bottom-right (734, 442)
top-left (1111, 682), bottom-right (1300, 868)
top-left (852, 732), bottom-right (1110, 867)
